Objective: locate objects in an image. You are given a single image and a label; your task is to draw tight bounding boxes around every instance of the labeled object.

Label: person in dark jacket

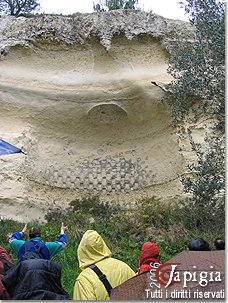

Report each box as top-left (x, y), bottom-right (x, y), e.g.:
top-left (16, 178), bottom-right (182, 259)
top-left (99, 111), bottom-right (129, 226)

top-left (2, 258), bottom-right (69, 300)
top-left (3, 222), bottom-right (70, 300)
top-left (138, 242), bottom-right (162, 274)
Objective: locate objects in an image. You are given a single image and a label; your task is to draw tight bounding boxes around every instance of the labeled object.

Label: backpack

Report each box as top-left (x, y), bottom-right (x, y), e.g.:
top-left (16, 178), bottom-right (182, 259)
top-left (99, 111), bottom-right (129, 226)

top-left (20, 240), bottom-right (46, 261)
top-left (2, 258), bottom-right (70, 300)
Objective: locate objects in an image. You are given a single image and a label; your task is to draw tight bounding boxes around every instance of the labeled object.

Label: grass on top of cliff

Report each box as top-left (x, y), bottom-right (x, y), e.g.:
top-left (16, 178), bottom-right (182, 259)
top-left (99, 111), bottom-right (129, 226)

top-left (0, 196), bottom-right (224, 298)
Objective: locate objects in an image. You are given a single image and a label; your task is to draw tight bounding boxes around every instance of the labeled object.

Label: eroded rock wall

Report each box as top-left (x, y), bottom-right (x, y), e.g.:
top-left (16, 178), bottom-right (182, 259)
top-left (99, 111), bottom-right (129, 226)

top-left (0, 11), bottom-right (202, 222)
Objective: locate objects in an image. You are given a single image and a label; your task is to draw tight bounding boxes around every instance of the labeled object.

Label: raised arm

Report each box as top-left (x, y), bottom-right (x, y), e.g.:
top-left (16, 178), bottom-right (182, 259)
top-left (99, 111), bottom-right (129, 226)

top-left (45, 222), bottom-right (69, 258)
top-left (57, 222), bottom-right (68, 248)
top-left (8, 224), bottom-right (27, 256)
top-left (8, 223), bottom-right (27, 243)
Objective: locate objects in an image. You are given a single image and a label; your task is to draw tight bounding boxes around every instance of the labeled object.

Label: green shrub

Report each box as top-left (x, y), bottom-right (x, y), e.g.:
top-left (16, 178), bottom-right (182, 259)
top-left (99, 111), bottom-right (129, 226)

top-left (137, 196), bottom-right (175, 228)
top-left (69, 196), bottom-right (121, 220)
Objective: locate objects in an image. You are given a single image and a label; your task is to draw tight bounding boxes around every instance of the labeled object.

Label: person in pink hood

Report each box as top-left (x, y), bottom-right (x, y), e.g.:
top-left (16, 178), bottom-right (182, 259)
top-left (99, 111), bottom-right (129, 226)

top-left (138, 242), bottom-right (162, 274)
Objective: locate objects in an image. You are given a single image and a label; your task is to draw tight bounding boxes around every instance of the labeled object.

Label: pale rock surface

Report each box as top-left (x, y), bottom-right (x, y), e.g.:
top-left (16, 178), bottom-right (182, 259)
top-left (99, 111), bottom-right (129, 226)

top-left (0, 10), bottom-right (203, 222)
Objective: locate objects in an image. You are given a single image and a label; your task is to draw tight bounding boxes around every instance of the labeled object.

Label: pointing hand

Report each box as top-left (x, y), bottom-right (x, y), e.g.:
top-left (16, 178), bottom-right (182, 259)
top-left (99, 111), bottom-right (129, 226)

top-left (22, 224), bottom-right (27, 234)
top-left (61, 222), bottom-right (69, 234)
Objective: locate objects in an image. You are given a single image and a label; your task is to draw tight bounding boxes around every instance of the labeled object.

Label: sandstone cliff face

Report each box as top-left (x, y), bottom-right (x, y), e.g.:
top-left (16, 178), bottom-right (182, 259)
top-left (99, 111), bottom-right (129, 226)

top-left (0, 10), bottom-right (202, 222)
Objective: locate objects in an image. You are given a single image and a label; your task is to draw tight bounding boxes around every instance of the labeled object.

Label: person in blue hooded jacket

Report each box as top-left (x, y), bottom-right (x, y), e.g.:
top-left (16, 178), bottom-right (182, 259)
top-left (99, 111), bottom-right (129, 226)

top-left (8, 222), bottom-right (68, 260)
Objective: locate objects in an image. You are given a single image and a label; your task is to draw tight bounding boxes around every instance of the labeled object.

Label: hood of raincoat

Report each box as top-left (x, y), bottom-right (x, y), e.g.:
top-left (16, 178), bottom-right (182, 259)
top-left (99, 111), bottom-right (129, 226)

top-left (139, 242), bottom-right (160, 266)
top-left (77, 230), bottom-right (112, 270)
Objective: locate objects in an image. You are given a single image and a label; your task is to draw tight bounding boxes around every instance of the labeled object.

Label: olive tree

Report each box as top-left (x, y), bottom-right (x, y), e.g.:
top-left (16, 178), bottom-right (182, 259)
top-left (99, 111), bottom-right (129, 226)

top-left (0, 0), bottom-right (40, 16)
top-left (164, 0), bottom-right (225, 232)
top-left (166, 0), bottom-right (225, 123)
top-left (93, 0), bottom-right (138, 12)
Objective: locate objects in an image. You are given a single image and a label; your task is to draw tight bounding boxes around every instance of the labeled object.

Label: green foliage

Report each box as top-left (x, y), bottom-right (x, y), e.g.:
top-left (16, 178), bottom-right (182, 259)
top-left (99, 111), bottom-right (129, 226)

top-left (165, 0), bottom-right (225, 124)
top-left (162, 0), bottom-right (225, 237)
top-left (181, 132), bottom-right (225, 231)
top-left (69, 196), bottom-right (121, 220)
top-left (179, 132), bottom-right (225, 235)
top-left (45, 196), bottom-right (122, 231)
top-left (93, 0), bottom-right (138, 12)
top-left (0, 0), bottom-right (40, 16)
top-left (182, 134), bottom-right (225, 206)
top-left (175, 195), bottom-right (224, 233)
top-left (137, 197), bottom-right (175, 228)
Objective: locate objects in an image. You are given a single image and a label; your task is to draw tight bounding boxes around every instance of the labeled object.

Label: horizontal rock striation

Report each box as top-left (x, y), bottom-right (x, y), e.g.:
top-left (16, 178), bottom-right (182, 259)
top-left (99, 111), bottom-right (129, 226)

top-left (0, 11), bottom-right (200, 222)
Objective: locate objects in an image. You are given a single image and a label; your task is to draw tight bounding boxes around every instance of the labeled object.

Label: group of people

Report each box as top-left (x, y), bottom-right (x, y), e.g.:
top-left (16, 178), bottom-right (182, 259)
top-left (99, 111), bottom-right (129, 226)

top-left (0, 223), bottom-right (225, 300)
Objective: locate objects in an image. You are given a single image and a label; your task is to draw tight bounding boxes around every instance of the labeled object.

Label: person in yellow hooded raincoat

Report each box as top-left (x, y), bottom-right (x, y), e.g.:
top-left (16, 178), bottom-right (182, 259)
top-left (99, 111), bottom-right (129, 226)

top-left (73, 230), bottom-right (135, 300)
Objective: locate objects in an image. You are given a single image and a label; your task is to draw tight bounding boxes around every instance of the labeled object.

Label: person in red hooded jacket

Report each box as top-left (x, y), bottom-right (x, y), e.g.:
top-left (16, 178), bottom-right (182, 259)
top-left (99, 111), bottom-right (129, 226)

top-left (138, 242), bottom-right (162, 274)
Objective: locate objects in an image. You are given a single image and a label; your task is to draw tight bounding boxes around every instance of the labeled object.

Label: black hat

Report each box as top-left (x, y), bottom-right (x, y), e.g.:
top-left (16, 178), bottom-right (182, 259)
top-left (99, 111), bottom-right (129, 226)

top-left (29, 227), bottom-right (41, 239)
top-left (214, 238), bottom-right (225, 250)
top-left (188, 238), bottom-right (210, 251)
